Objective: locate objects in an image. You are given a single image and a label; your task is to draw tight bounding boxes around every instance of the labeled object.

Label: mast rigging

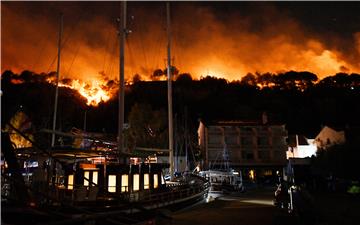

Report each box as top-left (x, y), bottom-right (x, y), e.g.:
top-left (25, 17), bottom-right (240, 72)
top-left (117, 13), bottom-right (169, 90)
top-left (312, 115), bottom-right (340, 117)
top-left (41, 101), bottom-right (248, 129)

top-left (51, 13), bottom-right (63, 147)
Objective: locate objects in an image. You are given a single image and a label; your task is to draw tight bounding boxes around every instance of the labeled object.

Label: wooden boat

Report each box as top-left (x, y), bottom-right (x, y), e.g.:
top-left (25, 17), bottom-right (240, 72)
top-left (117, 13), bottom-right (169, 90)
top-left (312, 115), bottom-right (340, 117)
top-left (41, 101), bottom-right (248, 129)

top-left (1, 131), bottom-right (209, 225)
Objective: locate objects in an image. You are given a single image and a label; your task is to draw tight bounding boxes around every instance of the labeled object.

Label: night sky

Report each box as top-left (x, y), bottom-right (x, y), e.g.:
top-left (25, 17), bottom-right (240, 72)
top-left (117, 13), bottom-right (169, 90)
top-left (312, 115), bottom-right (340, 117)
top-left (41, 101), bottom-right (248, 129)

top-left (2, 1), bottom-right (360, 82)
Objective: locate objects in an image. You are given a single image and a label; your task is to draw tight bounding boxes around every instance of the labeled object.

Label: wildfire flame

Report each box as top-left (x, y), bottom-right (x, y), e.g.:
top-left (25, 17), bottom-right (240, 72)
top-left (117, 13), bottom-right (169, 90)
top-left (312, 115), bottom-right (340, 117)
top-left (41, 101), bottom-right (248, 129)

top-left (46, 76), bottom-right (117, 106)
top-left (59, 80), bottom-right (112, 106)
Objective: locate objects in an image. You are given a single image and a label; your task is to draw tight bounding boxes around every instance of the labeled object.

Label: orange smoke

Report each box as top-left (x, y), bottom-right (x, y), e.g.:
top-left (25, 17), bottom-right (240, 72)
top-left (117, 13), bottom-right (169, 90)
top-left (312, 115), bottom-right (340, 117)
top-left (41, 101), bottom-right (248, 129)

top-left (2, 2), bottom-right (360, 84)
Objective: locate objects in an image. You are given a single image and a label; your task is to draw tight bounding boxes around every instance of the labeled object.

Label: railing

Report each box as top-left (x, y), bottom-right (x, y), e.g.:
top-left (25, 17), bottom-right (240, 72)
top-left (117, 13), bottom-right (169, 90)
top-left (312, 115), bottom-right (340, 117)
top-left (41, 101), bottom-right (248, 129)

top-left (136, 181), bottom-right (210, 208)
top-left (49, 174), bottom-right (210, 210)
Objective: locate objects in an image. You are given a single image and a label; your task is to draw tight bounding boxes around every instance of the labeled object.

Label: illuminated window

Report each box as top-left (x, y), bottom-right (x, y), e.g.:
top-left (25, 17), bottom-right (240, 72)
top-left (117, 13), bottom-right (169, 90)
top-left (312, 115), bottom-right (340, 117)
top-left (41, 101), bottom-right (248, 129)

top-left (264, 170), bottom-right (273, 176)
top-left (92, 171), bottom-right (98, 186)
top-left (121, 174), bottom-right (128, 192)
top-left (144, 174), bottom-right (150, 190)
top-left (133, 174), bottom-right (140, 191)
top-left (249, 170), bottom-right (255, 180)
top-left (68, 175), bottom-right (74, 190)
top-left (84, 171), bottom-right (90, 186)
top-left (153, 174), bottom-right (158, 188)
top-left (108, 175), bottom-right (116, 193)
top-left (161, 174), bottom-right (165, 185)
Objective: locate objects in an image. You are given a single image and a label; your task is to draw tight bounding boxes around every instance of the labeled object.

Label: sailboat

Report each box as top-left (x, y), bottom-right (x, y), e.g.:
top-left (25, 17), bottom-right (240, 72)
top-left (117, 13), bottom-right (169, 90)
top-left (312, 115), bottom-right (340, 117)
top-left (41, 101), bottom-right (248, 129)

top-left (2, 2), bottom-right (209, 224)
top-left (199, 143), bottom-right (244, 194)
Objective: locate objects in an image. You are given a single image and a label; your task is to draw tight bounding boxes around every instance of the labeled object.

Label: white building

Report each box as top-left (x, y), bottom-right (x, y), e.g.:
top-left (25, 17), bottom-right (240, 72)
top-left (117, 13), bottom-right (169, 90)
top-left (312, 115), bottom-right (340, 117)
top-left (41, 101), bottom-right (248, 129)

top-left (286, 135), bottom-right (317, 159)
top-left (314, 126), bottom-right (345, 149)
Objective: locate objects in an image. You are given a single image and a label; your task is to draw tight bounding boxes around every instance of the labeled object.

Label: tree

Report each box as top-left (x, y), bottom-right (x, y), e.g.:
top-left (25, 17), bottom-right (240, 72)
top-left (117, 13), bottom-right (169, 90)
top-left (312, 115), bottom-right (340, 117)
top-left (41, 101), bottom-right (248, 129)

top-left (127, 103), bottom-right (168, 150)
top-left (132, 74), bottom-right (142, 84)
top-left (298, 71), bottom-right (318, 87)
top-left (274, 71), bottom-right (318, 90)
top-left (151, 66), bottom-right (180, 81)
top-left (1, 70), bottom-right (14, 84)
top-left (164, 66), bottom-right (179, 79)
top-left (3, 110), bottom-right (34, 148)
top-left (176, 73), bottom-right (193, 83)
top-left (240, 73), bottom-right (257, 86)
top-left (151, 69), bottom-right (164, 80)
top-left (312, 143), bottom-right (360, 180)
top-left (349, 73), bottom-right (360, 86)
top-left (256, 72), bottom-right (275, 88)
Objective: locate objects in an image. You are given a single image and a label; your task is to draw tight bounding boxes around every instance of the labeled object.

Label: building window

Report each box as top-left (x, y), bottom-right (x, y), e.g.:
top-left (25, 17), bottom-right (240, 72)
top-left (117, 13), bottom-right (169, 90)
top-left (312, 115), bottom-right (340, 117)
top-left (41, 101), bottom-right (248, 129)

top-left (242, 152), bottom-right (254, 159)
top-left (121, 174), bottom-right (128, 192)
top-left (258, 151), bottom-right (270, 159)
top-left (226, 135), bottom-right (237, 145)
top-left (161, 174), bottom-right (165, 185)
top-left (273, 137), bottom-right (285, 146)
top-left (257, 137), bottom-right (268, 146)
top-left (108, 175), bottom-right (116, 193)
top-left (133, 174), bottom-right (140, 191)
top-left (273, 151), bottom-right (283, 159)
top-left (144, 174), bottom-right (150, 190)
top-left (240, 127), bottom-right (253, 133)
top-left (92, 171), bottom-right (98, 186)
top-left (153, 174), bottom-right (158, 188)
top-left (68, 174), bottom-right (74, 190)
top-left (84, 171), bottom-right (90, 186)
top-left (264, 170), bottom-right (273, 176)
top-left (241, 137), bottom-right (252, 146)
top-left (249, 170), bottom-right (255, 180)
top-left (209, 135), bottom-right (222, 144)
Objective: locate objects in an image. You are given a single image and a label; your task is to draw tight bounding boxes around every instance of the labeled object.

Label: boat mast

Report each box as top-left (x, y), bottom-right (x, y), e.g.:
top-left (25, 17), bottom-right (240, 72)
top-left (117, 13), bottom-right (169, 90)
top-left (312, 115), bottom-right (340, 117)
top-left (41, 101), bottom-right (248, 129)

top-left (166, 2), bottom-right (174, 179)
top-left (51, 13), bottom-right (63, 147)
top-left (118, 1), bottom-right (127, 160)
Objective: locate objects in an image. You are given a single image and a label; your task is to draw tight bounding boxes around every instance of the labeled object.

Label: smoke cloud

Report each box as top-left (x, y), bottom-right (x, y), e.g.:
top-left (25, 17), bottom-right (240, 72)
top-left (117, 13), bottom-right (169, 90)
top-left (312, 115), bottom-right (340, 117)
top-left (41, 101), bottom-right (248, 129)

top-left (2, 2), bottom-right (360, 82)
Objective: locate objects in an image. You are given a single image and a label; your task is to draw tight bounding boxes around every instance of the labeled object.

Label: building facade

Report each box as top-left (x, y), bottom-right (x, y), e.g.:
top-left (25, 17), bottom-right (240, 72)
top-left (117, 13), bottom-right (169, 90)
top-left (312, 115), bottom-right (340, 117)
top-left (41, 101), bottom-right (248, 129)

top-left (286, 135), bottom-right (317, 159)
top-left (198, 119), bottom-right (288, 181)
top-left (314, 126), bottom-right (346, 149)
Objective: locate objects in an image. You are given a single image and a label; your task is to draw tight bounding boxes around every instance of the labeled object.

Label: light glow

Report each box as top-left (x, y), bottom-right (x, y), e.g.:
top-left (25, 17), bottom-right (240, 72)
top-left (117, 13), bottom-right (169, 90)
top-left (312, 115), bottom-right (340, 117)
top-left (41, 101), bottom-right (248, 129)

top-left (133, 174), bottom-right (140, 191)
top-left (108, 175), bottom-right (116, 193)
top-left (153, 174), bottom-right (158, 188)
top-left (92, 171), bottom-right (98, 186)
top-left (144, 174), bottom-right (150, 190)
top-left (121, 174), bottom-right (128, 192)
top-left (68, 175), bottom-right (74, 190)
top-left (55, 78), bottom-right (114, 106)
top-left (84, 171), bottom-right (90, 186)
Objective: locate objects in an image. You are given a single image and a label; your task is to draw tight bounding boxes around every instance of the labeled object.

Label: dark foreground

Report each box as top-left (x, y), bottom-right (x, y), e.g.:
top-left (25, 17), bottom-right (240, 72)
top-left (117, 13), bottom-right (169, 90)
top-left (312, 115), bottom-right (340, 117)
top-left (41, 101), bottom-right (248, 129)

top-left (158, 188), bottom-right (293, 225)
top-left (157, 188), bottom-right (360, 225)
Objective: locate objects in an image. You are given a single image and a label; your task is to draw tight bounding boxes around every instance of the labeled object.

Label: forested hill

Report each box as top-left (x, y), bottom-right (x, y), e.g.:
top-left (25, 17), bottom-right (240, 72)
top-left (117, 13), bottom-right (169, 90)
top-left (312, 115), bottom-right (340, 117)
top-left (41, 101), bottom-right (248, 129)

top-left (2, 70), bottom-right (360, 139)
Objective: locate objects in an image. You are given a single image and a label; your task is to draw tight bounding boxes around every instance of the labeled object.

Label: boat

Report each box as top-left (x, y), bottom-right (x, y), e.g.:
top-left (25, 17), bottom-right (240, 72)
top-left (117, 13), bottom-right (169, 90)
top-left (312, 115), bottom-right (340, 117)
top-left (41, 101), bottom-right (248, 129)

top-left (2, 2), bottom-right (209, 224)
top-left (199, 144), bottom-right (244, 194)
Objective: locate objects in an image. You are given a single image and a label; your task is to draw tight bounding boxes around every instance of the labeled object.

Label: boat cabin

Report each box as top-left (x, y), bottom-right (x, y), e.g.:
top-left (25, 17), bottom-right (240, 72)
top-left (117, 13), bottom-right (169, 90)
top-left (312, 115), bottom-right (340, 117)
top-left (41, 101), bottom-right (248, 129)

top-left (61, 162), bottom-right (167, 202)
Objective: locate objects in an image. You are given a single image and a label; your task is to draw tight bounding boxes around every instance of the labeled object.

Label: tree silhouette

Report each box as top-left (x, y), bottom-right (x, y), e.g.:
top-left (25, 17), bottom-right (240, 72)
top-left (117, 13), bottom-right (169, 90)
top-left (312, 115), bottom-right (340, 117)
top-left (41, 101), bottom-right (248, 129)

top-left (240, 73), bottom-right (257, 86)
top-left (176, 73), bottom-right (193, 84)
top-left (127, 103), bottom-right (168, 150)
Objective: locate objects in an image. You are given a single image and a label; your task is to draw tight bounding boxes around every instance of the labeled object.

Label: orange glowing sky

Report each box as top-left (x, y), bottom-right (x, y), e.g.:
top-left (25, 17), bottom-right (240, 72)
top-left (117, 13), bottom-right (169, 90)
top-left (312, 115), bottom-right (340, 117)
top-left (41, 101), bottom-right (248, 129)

top-left (2, 2), bottom-right (360, 83)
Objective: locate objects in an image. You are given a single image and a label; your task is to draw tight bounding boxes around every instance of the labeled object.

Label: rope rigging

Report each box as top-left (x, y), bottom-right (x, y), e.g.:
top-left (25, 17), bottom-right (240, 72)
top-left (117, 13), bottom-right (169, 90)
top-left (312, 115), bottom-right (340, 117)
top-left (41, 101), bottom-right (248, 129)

top-left (45, 6), bottom-right (90, 75)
